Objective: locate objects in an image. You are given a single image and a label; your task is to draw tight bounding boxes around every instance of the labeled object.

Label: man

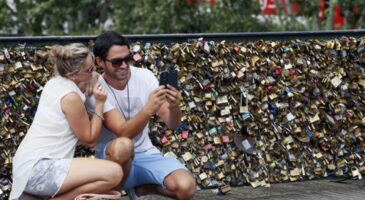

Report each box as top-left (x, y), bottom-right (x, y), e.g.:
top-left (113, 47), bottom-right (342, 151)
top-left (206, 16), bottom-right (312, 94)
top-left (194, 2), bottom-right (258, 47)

top-left (86, 31), bottom-right (196, 200)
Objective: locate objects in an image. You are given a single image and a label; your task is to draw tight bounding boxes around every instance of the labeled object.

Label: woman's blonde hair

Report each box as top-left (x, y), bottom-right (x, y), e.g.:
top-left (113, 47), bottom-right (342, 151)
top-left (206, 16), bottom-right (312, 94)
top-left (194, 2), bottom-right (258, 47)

top-left (49, 43), bottom-right (92, 77)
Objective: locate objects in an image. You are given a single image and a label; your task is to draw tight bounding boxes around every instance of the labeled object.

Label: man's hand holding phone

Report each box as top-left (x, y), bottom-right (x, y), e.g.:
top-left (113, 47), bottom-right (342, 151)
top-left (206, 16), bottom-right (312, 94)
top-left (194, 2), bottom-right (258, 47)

top-left (159, 66), bottom-right (181, 110)
top-left (166, 84), bottom-right (181, 110)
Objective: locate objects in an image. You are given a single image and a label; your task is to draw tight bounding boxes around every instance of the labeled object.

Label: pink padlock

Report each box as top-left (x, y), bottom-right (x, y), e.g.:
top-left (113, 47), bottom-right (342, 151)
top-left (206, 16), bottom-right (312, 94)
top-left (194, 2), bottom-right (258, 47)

top-left (182, 130), bottom-right (189, 139)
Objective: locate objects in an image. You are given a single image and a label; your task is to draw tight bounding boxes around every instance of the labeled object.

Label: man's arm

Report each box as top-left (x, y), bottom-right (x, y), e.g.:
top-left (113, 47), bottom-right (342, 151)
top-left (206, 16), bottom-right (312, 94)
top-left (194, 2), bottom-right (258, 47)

top-left (103, 109), bottom-right (150, 139)
top-left (158, 85), bottom-right (182, 129)
top-left (104, 86), bottom-right (167, 139)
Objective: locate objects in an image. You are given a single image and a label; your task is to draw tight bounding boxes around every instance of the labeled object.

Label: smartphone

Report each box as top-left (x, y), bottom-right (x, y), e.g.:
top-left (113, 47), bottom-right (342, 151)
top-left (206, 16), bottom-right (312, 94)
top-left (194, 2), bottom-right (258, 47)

top-left (168, 68), bottom-right (179, 90)
top-left (159, 71), bottom-right (169, 87)
top-left (159, 68), bottom-right (179, 90)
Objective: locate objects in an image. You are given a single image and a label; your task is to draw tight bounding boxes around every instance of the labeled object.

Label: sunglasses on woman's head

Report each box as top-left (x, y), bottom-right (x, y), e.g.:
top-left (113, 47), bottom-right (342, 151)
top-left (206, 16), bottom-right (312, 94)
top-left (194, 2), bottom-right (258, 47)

top-left (104, 53), bottom-right (134, 68)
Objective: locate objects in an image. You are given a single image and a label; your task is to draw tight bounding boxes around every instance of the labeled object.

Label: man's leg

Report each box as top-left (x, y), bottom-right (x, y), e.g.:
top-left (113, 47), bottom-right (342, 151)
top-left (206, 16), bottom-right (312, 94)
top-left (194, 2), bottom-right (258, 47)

top-left (135, 169), bottom-right (196, 200)
top-left (105, 137), bottom-right (134, 187)
top-left (121, 153), bottom-right (196, 200)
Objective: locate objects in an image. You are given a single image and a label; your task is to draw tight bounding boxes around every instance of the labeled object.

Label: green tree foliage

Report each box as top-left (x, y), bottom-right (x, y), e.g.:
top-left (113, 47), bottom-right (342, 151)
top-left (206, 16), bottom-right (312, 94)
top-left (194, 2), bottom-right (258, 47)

top-left (0, 0), bottom-right (17, 35)
top-left (207, 0), bottom-right (279, 32)
top-left (0, 0), bottom-right (364, 36)
top-left (275, 0), bottom-right (365, 31)
top-left (2, 0), bottom-right (111, 35)
top-left (338, 0), bottom-right (365, 29)
top-left (0, 0), bottom-right (276, 35)
top-left (112, 0), bottom-right (274, 34)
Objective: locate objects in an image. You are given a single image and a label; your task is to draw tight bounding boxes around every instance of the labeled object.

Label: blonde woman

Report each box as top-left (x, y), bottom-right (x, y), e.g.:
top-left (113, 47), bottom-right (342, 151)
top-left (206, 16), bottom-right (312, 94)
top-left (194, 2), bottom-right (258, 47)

top-left (10, 43), bottom-right (124, 199)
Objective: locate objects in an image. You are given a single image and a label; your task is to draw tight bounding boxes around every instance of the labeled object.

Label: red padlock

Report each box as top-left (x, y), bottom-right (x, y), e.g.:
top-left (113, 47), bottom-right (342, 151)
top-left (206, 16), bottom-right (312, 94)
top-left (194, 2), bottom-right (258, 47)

top-left (275, 67), bottom-right (282, 76)
top-left (290, 68), bottom-right (296, 75)
top-left (220, 135), bottom-right (230, 143)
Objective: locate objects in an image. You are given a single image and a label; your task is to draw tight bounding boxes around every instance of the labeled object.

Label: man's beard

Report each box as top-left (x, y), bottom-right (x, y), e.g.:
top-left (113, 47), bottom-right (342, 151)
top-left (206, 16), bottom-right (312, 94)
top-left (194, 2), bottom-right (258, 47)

top-left (107, 67), bottom-right (129, 83)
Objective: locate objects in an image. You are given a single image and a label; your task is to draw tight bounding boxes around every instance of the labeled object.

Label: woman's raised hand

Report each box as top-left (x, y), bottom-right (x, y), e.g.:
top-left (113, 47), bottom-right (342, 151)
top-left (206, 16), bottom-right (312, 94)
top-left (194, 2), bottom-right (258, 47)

top-left (93, 83), bottom-right (107, 103)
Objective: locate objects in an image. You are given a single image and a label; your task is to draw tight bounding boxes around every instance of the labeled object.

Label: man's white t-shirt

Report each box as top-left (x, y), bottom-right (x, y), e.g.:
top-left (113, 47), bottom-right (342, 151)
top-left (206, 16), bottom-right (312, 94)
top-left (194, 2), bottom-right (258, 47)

top-left (86, 66), bottom-right (160, 154)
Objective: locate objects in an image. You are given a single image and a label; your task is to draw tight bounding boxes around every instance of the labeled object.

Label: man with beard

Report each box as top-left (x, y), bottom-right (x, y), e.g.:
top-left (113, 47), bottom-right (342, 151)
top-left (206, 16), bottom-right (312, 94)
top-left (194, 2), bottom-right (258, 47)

top-left (86, 31), bottom-right (196, 200)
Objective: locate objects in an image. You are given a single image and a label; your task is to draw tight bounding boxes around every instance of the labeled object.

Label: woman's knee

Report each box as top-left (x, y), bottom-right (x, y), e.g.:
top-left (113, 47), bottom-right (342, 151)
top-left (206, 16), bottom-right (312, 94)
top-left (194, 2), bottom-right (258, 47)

top-left (107, 137), bottom-right (134, 164)
top-left (103, 161), bottom-right (124, 186)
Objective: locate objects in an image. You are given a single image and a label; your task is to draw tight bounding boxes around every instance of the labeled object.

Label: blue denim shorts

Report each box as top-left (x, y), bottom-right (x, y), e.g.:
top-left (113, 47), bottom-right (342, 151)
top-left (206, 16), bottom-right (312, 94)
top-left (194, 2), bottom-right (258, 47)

top-left (96, 142), bottom-right (188, 190)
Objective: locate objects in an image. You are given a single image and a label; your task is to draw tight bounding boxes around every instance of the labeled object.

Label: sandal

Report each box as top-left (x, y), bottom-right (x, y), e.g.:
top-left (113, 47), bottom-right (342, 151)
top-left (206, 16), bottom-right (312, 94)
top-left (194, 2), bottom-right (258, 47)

top-left (74, 190), bottom-right (121, 200)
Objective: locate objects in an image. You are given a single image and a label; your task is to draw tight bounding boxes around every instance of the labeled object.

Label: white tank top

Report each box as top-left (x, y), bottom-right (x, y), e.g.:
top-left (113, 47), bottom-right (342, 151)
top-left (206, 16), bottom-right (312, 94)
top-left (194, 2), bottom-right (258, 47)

top-left (10, 76), bottom-right (85, 200)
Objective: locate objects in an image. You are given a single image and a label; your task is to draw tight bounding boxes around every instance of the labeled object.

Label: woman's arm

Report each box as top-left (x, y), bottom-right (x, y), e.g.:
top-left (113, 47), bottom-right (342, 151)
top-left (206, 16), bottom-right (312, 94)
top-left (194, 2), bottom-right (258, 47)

top-left (62, 84), bottom-right (107, 148)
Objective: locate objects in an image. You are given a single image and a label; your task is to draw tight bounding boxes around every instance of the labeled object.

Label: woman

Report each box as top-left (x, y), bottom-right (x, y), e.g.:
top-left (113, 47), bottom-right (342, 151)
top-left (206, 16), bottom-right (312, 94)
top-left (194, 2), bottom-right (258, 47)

top-left (10, 43), bottom-right (123, 199)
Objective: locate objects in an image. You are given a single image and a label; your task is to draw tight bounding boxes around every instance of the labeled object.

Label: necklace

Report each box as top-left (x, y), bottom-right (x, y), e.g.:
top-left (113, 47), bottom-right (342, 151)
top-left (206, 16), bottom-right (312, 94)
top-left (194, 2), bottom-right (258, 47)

top-left (105, 78), bottom-right (130, 121)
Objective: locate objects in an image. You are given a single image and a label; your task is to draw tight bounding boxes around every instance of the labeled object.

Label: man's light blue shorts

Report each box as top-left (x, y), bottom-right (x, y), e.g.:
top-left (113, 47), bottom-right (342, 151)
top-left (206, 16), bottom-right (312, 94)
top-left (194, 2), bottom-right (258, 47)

top-left (96, 142), bottom-right (188, 190)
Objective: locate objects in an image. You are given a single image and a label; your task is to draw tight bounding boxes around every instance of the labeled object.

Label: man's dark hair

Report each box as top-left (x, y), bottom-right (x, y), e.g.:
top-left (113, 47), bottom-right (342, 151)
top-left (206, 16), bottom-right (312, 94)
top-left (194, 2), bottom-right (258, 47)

top-left (93, 31), bottom-right (130, 59)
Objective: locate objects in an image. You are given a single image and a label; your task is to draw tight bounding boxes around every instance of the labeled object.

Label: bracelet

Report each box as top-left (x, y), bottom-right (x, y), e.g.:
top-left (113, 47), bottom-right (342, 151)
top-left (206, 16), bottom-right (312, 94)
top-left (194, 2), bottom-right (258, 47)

top-left (93, 111), bottom-right (104, 121)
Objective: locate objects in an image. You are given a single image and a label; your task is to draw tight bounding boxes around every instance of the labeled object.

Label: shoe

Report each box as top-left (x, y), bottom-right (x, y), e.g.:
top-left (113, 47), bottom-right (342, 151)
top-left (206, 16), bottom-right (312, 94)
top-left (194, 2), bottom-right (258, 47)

top-left (126, 188), bottom-right (147, 200)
